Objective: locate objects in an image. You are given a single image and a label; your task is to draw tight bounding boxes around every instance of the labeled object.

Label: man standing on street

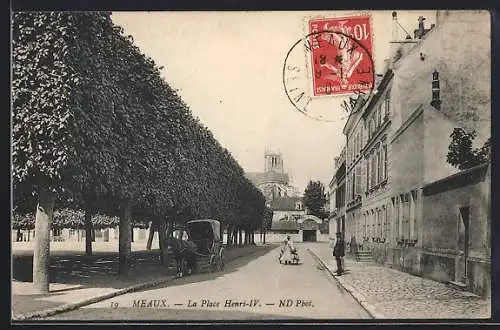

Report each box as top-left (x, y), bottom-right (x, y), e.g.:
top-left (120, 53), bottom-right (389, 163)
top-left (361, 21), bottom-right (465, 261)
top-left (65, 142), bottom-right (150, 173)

top-left (333, 232), bottom-right (345, 275)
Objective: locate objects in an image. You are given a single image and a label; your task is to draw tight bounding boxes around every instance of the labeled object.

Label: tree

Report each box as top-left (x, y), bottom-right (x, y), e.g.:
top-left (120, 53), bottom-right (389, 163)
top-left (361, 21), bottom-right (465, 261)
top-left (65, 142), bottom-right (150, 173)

top-left (303, 180), bottom-right (328, 218)
top-left (261, 206), bottom-right (273, 244)
top-left (12, 11), bottom-right (266, 292)
top-left (446, 128), bottom-right (490, 170)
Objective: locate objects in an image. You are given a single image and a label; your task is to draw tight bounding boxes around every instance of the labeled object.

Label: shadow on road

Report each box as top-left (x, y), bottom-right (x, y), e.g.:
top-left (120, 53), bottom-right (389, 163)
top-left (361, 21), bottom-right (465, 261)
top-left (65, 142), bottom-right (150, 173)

top-left (152, 245), bottom-right (278, 289)
top-left (12, 244), bottom-right (279, 316)
top-left (12, 244), bottom-right (279, 291)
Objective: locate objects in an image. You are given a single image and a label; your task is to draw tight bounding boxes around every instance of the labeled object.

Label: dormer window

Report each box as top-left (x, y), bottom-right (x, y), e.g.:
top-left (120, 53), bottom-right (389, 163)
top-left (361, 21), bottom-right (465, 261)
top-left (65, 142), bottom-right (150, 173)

top-left (296, 201), bottom-right (303, 210)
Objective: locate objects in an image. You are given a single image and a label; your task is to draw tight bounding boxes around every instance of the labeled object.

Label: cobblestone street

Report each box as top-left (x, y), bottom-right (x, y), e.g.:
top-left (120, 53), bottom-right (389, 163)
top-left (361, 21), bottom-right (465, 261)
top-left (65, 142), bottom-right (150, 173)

top-left (311, 243), bottom-right (491, 319)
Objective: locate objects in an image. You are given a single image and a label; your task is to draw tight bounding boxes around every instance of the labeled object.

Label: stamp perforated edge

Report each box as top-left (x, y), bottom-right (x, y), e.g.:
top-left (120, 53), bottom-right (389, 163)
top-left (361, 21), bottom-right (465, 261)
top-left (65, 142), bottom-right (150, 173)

top-left (301, 11), bottom-right (376, 100)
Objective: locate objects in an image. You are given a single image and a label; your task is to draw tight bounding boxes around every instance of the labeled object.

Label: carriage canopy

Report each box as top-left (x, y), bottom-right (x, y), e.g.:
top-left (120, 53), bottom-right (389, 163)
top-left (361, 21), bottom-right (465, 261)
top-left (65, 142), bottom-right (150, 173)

top-left (187, 219), bottom-right (221, 242)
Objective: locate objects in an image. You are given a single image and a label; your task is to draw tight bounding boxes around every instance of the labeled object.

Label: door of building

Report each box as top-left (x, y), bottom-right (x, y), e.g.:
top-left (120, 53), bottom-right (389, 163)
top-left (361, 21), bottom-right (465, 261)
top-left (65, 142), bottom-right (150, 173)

top-left (302, 230), bottom-right (317, 242)
top-left (341, 216), bottom-right (345, 238)
top-left (456, 206), bottom-right (470, 284)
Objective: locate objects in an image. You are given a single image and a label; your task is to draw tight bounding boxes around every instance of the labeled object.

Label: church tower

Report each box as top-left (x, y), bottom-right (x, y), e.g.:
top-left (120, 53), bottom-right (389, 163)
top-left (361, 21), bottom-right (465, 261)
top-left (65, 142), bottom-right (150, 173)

top-left (265, 152), bottom-right (284, 173)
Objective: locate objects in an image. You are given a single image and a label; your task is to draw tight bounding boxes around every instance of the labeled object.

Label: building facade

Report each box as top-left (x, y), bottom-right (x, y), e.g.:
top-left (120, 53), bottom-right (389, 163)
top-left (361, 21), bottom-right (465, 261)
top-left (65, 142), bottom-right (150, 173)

top-left (327, 147), bottom-right (346, 242)
top-left (358, 70), bottom-right (394, 263)
top-left (328, 10), bottom-right (491, 296)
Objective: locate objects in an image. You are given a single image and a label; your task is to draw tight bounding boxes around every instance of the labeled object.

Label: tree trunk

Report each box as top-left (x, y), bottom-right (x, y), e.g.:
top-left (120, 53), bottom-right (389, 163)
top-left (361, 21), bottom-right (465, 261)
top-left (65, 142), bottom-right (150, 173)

top-left (158, 218), bottom-right (165, 265)
top-left (146, 221), bottom-right (156, 250)
top-left (84, 207), bottom-right (93, 256)
top-left (263, 229), bottom-right (266, 245)
top-left (158, 218), bottom-right (170, 266)
top-left (220, 223), bottom-right (224, 244)
top-left (91, 229), bottom-right (96, 242)
top-left (238, 229), bottom-right (242, 246)
top-left (33, 185), bottom-right (55, 294)
top-left (131, 225), bottom-right (134, 243)
top-left (233, 227), bottom-right (238, 246)
top-left (118, 201), bottom-right (132, 275)
top-left (226, 225), bottom-right (232, 245)
top-left (251, 231), bottom-right (255, 245)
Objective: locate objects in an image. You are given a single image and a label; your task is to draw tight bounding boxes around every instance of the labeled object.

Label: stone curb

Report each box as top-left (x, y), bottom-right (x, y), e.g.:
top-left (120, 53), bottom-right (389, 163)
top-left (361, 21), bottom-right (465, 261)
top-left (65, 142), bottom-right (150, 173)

top-left (13, 245), bottom-right (275, 321)
top-left (307, 248), bottom-right (386, 319)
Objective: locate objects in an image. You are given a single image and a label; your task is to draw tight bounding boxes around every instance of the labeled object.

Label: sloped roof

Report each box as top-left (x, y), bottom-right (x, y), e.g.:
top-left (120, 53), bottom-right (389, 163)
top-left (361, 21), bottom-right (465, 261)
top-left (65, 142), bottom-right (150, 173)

top-left (246, 171), bottom-right (289, 186)
top-left (271, 221), bottom-right (300, 231)
top-left (269, 196), bottom-right (303, 211)
top-left (423, 163), bottom-right (490, 196)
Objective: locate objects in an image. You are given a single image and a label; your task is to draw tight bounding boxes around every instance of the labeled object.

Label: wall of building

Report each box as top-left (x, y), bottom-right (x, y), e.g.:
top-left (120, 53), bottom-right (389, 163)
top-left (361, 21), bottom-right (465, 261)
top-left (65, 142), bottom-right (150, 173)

top-left (421, 168), bottom-right (490, 296)
top-left (422, 108), bottom-right (461, 184)
top-left (390, 111), bottom-right (424, 196)
top-left (391, 11), bottom-right (490, 144)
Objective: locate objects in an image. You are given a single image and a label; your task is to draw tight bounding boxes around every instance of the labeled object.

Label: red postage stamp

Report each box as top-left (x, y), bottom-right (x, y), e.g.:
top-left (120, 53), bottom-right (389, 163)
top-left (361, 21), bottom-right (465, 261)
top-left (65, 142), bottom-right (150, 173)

top-left (307, 15), bottom-right (374, 97)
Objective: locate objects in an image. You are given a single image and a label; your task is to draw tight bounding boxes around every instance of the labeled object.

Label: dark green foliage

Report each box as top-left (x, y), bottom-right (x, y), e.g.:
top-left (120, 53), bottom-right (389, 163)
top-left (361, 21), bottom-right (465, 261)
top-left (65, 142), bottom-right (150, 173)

top-left (446, 128), bottom-right (490, 170)
top-left (12, 12), bottom-right (265, 232)
top-left (303, 180), bottom-right (328, 218)
top-left (262, 207), bottom-right (273, 231)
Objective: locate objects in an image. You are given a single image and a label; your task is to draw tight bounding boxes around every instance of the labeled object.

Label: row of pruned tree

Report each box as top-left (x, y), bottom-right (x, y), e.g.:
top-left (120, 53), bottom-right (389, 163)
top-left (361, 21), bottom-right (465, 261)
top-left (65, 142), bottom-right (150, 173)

top-left (12, 12), bottom-right (267, 293)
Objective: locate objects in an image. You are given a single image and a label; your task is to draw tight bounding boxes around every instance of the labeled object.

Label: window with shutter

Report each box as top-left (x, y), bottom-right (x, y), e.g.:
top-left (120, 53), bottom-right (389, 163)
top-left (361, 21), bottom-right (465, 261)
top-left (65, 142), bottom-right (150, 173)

top-left (347, 144), bottom-right (350, 165)
top-left (377, 150), bottom-right (382, 183)
top-left (352, 172), bottom-right (356, 199)
top-left (383, 145), bottom-right (388, 179)
top-left (402, 194), bottom-right (410, 239)
top-left (394, 198), bottom-right (399, 238)
top-left (354, 134), bottom-right (358, 155)
top-left (382, 206), bottom-right (387, 239)
top-left (377, 103), bottom-right (382, 127)
top-left (385, 93), bottom-right (390, 117)
top-left (358, 132), bottom-right (361, 154)
top-left (355, 133), bottom-right (359, 155)
top-left (355, 165), bottom-right (361, 195)
top-left (360, 127), bottom-right (364, 151)
top-left (347, 176), bottom-right (351, 202)
top-left (371, 155), bottom-right (376, 187)
top-left (366, 159), bottom-right (370, 192)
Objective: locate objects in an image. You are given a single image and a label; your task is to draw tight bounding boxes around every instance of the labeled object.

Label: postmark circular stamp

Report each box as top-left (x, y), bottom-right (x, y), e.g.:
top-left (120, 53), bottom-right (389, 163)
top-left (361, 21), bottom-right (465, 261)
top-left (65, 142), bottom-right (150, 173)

top-left (283, 15), bottom-right (376, 123)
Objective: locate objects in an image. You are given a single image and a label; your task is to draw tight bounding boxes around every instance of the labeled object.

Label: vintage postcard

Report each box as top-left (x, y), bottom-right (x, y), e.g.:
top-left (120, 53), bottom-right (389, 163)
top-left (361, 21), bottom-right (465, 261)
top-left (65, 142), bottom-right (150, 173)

top-left (11, 10), bottom-right (491, 322)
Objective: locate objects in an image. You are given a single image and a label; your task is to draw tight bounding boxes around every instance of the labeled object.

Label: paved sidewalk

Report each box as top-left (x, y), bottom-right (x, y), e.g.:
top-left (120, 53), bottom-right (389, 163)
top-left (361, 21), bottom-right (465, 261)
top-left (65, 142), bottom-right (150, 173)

top-left (12, 244), bottom-right (276, 319)
top-left (310, 243), bottom-right (491, 319)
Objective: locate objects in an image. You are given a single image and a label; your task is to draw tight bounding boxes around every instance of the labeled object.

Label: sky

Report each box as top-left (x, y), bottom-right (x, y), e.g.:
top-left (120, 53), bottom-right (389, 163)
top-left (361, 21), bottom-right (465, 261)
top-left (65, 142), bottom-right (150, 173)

top-left (111, 10), bottom-right (436, 193)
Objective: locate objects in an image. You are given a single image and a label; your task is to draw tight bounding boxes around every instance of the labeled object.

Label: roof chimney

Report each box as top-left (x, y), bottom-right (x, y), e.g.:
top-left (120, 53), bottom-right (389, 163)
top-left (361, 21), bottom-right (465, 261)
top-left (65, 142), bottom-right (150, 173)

top-left (430, 69), bottom-right (442, 110)
top-left (392, 11), bottom-right (399, 42)
top-left (389, 11), bottom-right (399, 69)
top-left (417, 16), bottom-right (426, 39)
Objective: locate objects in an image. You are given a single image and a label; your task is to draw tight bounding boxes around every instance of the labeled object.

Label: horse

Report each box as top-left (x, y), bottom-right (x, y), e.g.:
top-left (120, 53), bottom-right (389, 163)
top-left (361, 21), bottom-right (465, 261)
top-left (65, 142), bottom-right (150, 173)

top-left (169, 235), bottom-right (197, 277)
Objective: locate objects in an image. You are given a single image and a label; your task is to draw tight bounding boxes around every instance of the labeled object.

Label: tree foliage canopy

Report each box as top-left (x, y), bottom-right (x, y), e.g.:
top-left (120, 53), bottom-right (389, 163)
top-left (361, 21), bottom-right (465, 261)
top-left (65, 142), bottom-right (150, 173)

top-left (12, 12), bottom-right (266, 231)
top-left (446, 128), bottom-right (490, 171)
top-left (303, 180), bottom-right (328, 218)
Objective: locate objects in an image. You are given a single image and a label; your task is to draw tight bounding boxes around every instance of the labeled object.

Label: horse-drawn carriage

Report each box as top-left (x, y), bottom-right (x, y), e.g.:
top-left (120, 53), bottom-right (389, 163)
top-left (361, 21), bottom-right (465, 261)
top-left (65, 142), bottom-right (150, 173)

top-left (169, 219), bottom-right (224, 277)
